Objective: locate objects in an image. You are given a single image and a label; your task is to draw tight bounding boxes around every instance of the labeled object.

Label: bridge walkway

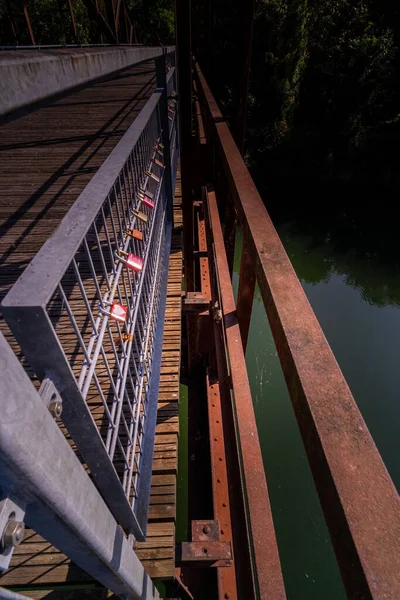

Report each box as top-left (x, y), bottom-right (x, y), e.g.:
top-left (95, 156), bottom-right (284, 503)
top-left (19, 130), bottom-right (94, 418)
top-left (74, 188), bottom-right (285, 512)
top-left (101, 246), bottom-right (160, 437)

top-left (0, 60), bottom-right (182, 596)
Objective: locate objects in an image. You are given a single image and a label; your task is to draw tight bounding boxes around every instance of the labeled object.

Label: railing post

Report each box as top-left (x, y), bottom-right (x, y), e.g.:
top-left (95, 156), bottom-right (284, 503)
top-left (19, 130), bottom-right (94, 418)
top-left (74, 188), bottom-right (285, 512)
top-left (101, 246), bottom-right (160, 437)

top-left (0, 333), bottom-right (159, 600)
top-left (236, 224), bottom-right (256, 352)
top-left (175, 0), bottom-right (194, 291)
top-left (155, 49), bottom-right (173, 221)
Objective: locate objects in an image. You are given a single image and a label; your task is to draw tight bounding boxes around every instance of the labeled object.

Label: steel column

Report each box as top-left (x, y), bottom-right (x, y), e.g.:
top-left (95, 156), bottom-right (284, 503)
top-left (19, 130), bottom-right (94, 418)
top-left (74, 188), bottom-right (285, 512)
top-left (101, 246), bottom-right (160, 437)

top-left (236, 224), bottom-right (256, 352)
top-left (22, 0), bottom-right (35, 45)
top-left (0, 333), bottom-right (158, 600)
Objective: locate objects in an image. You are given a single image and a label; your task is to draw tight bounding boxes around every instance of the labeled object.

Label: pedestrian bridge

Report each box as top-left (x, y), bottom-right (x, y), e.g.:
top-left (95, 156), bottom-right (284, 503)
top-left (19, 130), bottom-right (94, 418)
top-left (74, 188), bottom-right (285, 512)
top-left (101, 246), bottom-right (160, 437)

top-left (0, 39), bottom-right (399, 600)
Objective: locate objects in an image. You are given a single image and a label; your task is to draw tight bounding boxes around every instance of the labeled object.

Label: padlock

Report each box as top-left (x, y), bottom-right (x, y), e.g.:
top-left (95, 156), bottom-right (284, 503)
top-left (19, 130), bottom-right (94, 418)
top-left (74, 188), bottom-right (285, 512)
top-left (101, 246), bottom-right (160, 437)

top-left (125, 228), bottom-right (143, 241)
top-left (139, 188), bottom-right (153, 199)
top-left (141, 196), bottom-right (155, 209)
top-left (156, 141), bottom-right (164, 149)
top-left (138, 189), bottom-right (154, 208)
top-left (115, 249), bottom-right (143, 273)
top-left (145, 169), bottom-right (160, 183)
top-left (114, 332), bottom-right (134, 345)
top-left (153, 145), bottom-right (163, 156)
top-left (131, 208), bottom-right (148, 223)
top-left (150, 157), bottom-right (164, 168)
top-left (99, 301), bottom-right (127, 323)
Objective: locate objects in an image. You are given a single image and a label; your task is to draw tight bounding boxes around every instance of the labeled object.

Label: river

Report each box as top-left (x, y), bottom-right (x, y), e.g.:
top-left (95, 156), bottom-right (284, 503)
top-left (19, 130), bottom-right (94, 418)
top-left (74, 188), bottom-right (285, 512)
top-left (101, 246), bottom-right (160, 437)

top-left (232, 211), bottom-right (400, 599)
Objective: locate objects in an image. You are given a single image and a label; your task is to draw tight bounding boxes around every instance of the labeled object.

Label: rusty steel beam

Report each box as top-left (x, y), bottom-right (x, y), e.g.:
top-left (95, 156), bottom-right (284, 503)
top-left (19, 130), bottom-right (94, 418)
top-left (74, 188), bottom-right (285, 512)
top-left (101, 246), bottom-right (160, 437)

top-left (66, 0), bottom-right (78, 42)
top-left (204, 185), bottom-right (286, 600)
top-left (222, 198), bottom-right (237, 277)
top-left (206, 374), bottom-right (238, 600)
top-left (23, 0), bottom-right (35, 45)
top-left (236, 224), bottom-right (256, 352)
top-left (177, 541), bottom-right (232, 564)
top-left (195, 62), bottom-right (400, 600)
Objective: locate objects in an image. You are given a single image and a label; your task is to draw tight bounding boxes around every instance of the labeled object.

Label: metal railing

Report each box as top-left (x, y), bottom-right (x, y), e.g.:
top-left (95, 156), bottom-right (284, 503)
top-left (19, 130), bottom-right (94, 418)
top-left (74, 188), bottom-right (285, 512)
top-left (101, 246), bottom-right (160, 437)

top-left (193, 60), bottom-right (400, 600)
top-left (2, 53), bottom-right (178, 542)
top-left (0, 331), bottom-right (159, 600)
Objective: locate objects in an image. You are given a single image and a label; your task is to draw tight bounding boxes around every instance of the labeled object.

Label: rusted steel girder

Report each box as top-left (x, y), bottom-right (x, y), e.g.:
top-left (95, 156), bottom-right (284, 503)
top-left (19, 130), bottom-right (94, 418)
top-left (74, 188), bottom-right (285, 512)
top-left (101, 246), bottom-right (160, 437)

top-left (206, 374), bottom-right (238, 599)
top-left (22, 0), bottom-right (35, 45)
top-left (195, 61), bottom-right (400, 600)
top-left (204, 185), bottom-right (286, 600)
top-left (236, 223), bottom-right (256, 351)
top-left (65, 0), bottom-right (78, 42)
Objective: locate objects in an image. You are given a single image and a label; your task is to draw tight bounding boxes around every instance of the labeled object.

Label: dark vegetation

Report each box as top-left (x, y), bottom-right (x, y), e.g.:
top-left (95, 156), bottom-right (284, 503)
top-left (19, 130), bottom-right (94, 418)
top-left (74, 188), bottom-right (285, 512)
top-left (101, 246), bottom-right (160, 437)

top-left (0, 0), bottom-right (175, 46)
top-left (197, 0), bottom-right (400, 305)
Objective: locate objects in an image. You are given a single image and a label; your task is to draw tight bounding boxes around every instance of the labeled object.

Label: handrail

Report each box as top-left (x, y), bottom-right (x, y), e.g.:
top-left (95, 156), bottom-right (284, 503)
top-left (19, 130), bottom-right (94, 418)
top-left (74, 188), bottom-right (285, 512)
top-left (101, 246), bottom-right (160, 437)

top-left (2, 57), bottom-right (179, 541)
top-left (0, 332), bottom-right (159, 600)
top-left (194, 61), bottom-right (400, 600)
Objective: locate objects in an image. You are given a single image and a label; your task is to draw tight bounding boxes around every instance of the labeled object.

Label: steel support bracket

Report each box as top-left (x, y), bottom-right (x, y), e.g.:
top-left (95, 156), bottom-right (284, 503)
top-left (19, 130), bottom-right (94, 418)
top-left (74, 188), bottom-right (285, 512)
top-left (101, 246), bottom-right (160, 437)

top-left (176, 541), bottom-right (232, 567)
top-left (0, 496), bottom-right (26, 571)
top-left (182, 292), bottom-right (210, 314)
top-left (191, 519), bottom-right (220, 542)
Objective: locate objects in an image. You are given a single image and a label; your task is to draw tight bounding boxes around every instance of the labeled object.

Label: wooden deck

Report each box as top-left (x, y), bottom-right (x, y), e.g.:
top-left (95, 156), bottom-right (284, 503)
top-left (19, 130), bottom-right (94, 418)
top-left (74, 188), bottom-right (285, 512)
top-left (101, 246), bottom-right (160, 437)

top-left (0, 54), bottom-right (182, 595)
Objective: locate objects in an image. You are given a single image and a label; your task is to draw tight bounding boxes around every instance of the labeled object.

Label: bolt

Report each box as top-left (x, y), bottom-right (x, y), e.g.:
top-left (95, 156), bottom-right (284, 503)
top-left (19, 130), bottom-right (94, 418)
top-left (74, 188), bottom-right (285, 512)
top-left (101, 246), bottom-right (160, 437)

top-left (2, 520), bottom-right (25, 549)
top-left (48, 398), bottom-right (62, 418)
top-left (202, 525), bottom-right (211, 535)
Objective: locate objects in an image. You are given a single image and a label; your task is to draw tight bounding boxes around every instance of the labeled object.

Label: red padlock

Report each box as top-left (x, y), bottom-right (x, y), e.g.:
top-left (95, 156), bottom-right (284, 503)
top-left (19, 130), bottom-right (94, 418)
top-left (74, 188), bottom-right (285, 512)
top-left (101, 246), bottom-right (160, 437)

top-left (141, 195), bottom-right (155, 209)
top-left (115, 249), bottom-right (143, 272)
top-left (126, 253), bottom-right (143, 272)
top-left (110, 302), bottom-right (127, 323)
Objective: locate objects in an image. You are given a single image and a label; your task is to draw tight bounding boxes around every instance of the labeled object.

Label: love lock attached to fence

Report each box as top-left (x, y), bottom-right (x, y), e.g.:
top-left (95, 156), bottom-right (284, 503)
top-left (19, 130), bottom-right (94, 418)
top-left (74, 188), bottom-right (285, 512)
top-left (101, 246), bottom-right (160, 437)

top-left (114, 250), bottom-right (143, 273)
top-left (150, 156), bottom-right (164, 169)
top-left (125, 228), bottom-right (143, 242)
top-left (99, 300), bottom-right (128, 323)
top-left (139, 189), bottom-right (155, 209)
top-left (145, 169), bottom-right (161, 184)
top-left (131, 208), bottom-right (148, 224)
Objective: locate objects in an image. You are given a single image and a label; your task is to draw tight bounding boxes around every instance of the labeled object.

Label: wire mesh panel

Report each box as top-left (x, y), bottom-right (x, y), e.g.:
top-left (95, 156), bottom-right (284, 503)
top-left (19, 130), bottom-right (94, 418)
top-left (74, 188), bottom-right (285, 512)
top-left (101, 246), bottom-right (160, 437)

top-left (2, 69), bottom-right (178, 540)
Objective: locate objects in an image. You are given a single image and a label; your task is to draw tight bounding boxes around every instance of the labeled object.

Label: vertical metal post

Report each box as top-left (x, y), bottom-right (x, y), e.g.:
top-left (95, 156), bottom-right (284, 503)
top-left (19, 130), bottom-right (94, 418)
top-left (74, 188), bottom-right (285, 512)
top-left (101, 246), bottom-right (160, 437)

top-left (155, 51), bottom-right (173, 219)
top-left (115, 0), bottom-right (121, 41)
top-left (236, 224), bottom-right (256, 352)
top-left (66, 0), bottom-right (78, 42)
top-left (175, 0), bottom-right (194, 291)
top-left (23, 0), bottom-right (35, 45)
top-left (231, 0), bottom-right (255, 153)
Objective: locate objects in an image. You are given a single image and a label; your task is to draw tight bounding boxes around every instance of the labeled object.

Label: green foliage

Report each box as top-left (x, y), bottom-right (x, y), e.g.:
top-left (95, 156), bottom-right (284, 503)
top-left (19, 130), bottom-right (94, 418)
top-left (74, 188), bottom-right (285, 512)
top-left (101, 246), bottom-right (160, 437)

top-left (0, 0), bottom-right (174, 46)
top-left (246, 0), bottom-right (398, 190)
top-left (130, 0), bottom-right (175, 45)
